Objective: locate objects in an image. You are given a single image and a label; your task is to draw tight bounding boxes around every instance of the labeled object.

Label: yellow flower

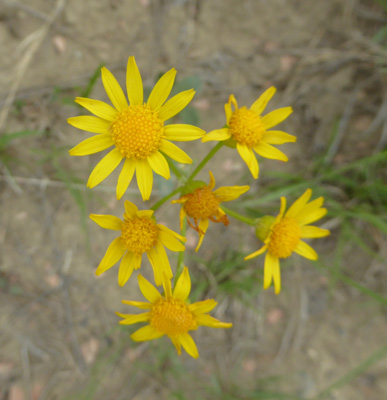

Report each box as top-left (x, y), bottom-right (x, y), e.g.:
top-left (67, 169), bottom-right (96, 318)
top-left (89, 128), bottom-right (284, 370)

top-left (245, 189), bottom-right (330, 294)
top-left (90, 201), bottom-right (186, 286)
top-left (117, 267), bottom-right (232, 358)
top-left (68, 56), bottom-right (204, 201)
top-left (202, 87), bottom-right (296, 179)
top-left (172, 171), bottom-right (249, 251)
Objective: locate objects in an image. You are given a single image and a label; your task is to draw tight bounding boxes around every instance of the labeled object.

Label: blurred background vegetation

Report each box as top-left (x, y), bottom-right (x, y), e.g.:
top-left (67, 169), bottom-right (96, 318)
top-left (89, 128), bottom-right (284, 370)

top-left (0, 0), bottom-right (386, 399)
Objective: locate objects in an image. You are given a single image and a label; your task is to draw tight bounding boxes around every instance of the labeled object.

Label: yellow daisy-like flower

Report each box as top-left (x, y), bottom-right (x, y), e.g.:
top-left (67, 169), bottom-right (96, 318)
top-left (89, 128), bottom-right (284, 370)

top-left (202, 87), bottom-right (296, 179)
top-left (68, 56), bottom-right (205, 201)
top-left (117, 267), bottom-right (232, 359)
top-left (90, 201), bottom-right (186, 286)
top-left (245, 189), bottom-right (330, 294)
top-left (172, 171), bottom-right (249, 251)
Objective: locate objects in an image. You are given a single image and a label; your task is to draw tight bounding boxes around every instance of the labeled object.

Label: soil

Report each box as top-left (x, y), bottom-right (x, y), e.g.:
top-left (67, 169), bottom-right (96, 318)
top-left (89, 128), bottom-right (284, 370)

top-left (0, 0), bottom-right (386, 399)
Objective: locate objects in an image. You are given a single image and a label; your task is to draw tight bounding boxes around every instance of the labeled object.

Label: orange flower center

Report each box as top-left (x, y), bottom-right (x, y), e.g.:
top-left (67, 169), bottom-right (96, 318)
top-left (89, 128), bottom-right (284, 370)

top-left (229, 106), bottom-right (266, 147)
top-left (150, 298), bottom-right (197, 336)
top-left (183, 187), bottom-right (220, 220)
top-left (268, 217), bottom-right (301, 259)
top-left (121, 216), bottom-right (158, 255)
top-left (110, 104), bottom-right (164, 159)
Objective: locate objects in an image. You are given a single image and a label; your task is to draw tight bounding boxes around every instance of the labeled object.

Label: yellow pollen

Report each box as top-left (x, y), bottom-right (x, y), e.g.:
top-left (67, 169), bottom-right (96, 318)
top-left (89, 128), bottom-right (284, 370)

top-left (268, 217), bottom-right (301, 258)
top-left (121, 217), bottom-right (158, 255)
top-left (229, 106), bottom-right (266, 147)
top-left (183, 187), bottom-right (220, 220)
top-left (109, 104), bottom-right (164, 159)
top-left (150, 298), bottom-right (197, 336)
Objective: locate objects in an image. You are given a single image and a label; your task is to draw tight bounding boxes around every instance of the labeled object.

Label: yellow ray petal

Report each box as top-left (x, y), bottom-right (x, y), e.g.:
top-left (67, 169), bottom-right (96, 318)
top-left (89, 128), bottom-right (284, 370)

top-left (89, 214), bottom-right (122, 230)
top-left (131, 325), bottom-right (164, 342)
top-left (244, 245), bottom-right (268, 260)
top-left (213, 185), bottom-right (249, 202)
top-left (87, 148), bottom-right (122, 188)
top-left (271, 257), bottom-right (281, 294)
top-left (137, 210), bottom-right (154, 219)
top-left (254, 141), bottom-right (288, 162)
top-left (294, 241), bottom-right (318, 260)
top-left (158, 228), bottom-right (185, 252)
top-left (147, 151), bottom-right (170, 180)
top-left (285, 189), bottom-right (312, 218)
top-left (262, 107), bottom-right (293, 130)
top-left (164, 124), bottom-right (205, 141)
top-left (250, 86), bottom-right (276, 115)
top-left (124, 200), bottom-right (139, 219)
top-left (297, 197), bottom-right (324, 217)
top-left (101, 66), bottom-right (128, 111)
top-left (118, 251), bottom-right (140, 287)
top-left (160, 140), bottom-right (192, 164)
top-left (147, 68), bottom-right (176, 110)
top-left (157, 225), bottom-right (186, 243)
top-left (138, 274), bottom-right (161, 303)
top-left (297, 208), bottom-right (327, 226)
top-left (173, 266), bottom-right (191, 301)
top-left (264, 253), bottom-right (277, 289)
top-left (228, 94), bottom-right (238, 110)
top-left (135, 159), bottom-right (153, 201)
top-left (263, 130), bottom-right (297, 145)
top-left (179, 333), bottom-right (199, 359)
top-left (116, 158), bottom-right (136, 200)
top-left (170, 336), bottom-right (182, 355)
top-left (208, 170), bottom-right (216, 189)
top-left (75, 97), bottom-right (117, 121)
top-left (195, 314), bottom-right (232, 328)
top-left (225, 102), bottom-right (232, 125)
top-left (126, 56), bottom-right (143, 106)
top-left (69, 134), bottom-right (113, 156)
top-left (122, 300), bottom-right (152, 309)
top-left (301, 225), bottom-right (330, 238)
top-left (179, 206), bottom-right (186, 230)
top-left (95, 237), bottom-right (126, 275)
top-left (195, 219), bottom-right (209, 252)
top-left (117, 312), bottom-right (150, 325)
top-left (237, 143), bottom-right (259, 178)
top-left (158, 89), bottom-right (195, 121)
top-left (147, 245), bottom-right (172, 287)
top-left (67, 116), bottom-right (110, 134)
top-left (189, 299), bottom-right (217, 314)
top-left (201, 128), bottom-right (231, 143)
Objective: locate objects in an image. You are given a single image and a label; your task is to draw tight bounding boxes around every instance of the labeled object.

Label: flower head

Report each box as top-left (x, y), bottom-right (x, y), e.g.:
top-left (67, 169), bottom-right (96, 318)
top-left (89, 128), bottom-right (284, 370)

top-left (202, 87), bottom-right (296, 179)
top-left (172, 171), bottom-right (249, 251)
top-left (90, 201), bottom-right (186, 286)
top-left (68, 56), bottom-right (205, 200)
top-left (245, 189), bottom-right (330, 294)
top-left (117, 267), bottom-right (232, 358)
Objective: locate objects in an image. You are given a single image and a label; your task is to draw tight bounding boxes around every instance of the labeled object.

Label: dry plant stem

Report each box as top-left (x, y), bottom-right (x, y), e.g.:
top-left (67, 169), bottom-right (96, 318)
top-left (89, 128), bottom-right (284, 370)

top-left (0, 0), bottom-right (66, 133)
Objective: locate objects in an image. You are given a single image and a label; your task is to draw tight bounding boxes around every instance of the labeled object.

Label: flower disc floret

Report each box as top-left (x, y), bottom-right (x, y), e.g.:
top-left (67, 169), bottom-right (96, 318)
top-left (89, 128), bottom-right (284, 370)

top-left (150, 298), bottom-right (197, 335)
top-left (229, 106), bottom-right (266, 147)
top-left (183, 187), bottom-right (221, 220)
top-left (267, 217), bottom-right (301, 258)
top-left (121, 217), bottom-right (158, 255)
top-left (110, 104), bottom-right (164, 159)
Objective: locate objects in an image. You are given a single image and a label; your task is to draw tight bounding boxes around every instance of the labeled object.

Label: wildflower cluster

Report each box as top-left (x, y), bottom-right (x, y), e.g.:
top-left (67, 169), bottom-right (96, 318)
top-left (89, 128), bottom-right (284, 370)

top-left (68, 56), bottom-right (329, 358)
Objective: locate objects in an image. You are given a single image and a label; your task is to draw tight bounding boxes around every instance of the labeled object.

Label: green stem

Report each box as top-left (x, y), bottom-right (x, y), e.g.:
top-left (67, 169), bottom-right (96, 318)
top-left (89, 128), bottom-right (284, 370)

top-left (174, 217), bottom-right (187, 284)
top-left (150, 187), bottom-right (181, 211)
top-left (186, 142), bottom-right (224, 183)
top-left (167, 158), bottom-right (184, 180)
top-left (220, 206), bottom-right (256, 226)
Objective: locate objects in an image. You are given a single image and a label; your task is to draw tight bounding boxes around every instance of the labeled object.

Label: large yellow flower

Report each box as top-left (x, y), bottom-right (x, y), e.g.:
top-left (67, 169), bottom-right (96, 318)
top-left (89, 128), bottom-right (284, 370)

top-left (68, 56), bottom-right (204, 200)
top-left (172, 171), bottom-right (249, 251)
top-left (90, 201), bottom-right (186, 286)
top-left (117, 267), bottom-right (232, 358)
top-left (245, 189), bottom-right (330, 294)
top-left (202, 87), bottom-right (296, 179)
